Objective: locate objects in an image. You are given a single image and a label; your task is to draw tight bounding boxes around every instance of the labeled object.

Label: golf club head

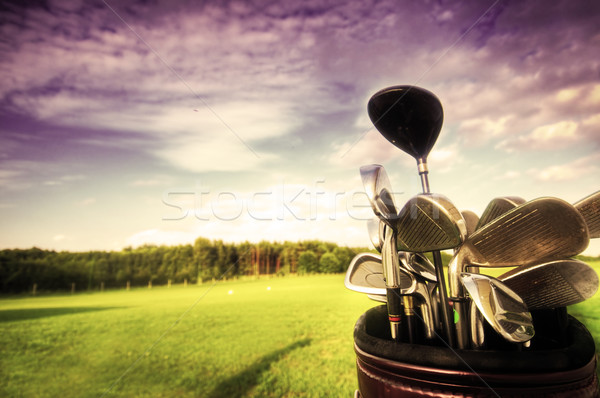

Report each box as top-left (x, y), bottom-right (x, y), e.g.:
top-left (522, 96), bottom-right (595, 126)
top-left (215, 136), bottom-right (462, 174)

top-left (461, 210), bottom-right (480, 237)
top-left (360, 164), bottom-right (398, 224)
top-left (395, 193), bottom-right (467, 252)
top-left (498, 259), bottom-right (599, 309)
top-left (449, 197), bottom-right (590, 297)
top-left (448, 197), bottom-right (589, 348)
top-left (574, 191), bottom-right (600, 238)
top-left (461, 272), bottom-right (534, 343)
top-left (475, 196), bottom-right (526, 231)
top-left (367, 218), bottom-right (383, 252)
top-left (344, 252), bottom-right (414, 295)
top-left (367, 85), bottom-right (443, 165)
top-left (344, 252), bottom-right (386, 295)
top-left (400, 252), bottom-right (437, 282)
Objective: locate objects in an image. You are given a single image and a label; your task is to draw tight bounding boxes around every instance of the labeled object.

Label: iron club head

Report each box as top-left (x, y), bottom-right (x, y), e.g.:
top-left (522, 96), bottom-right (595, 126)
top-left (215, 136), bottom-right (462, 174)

top-left (498, 259), bottom-right (599, 309)
top-left (344, 252), bottom-right (387, 295)
top-left (367, 217), bottom-right (383, 252)
top-left (461, 272), bottom-right (534, 344)
top-left (360, 164), bottom-right (398, 226)
top-left (461, 210), bottom-right (479, 237)
top-left (475, 196), bottom-right (526, 231)
top-left (395, 193), bottom-right (467, 252)
top-left (400, 252), bottom-right (437, 282)
top-left (574, 191), bottom-right (600, 238)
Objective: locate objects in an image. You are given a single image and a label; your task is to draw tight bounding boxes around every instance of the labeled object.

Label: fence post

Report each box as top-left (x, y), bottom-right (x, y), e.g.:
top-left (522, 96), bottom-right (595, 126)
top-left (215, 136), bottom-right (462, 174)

top-left (184, 278), bottom-right (188, 287)
top-left (168, 279), bottom-right (171, 288)
top-left (71, 283), bottom-right (75, 295)
top-left (126, 280), bottom-right (130, 291)
top-left (148, 280), bottom-right (152, 289)
top-left (101, 282), bottom-right (104, 292)
top-left (32, 283), bottom-right (37, 296)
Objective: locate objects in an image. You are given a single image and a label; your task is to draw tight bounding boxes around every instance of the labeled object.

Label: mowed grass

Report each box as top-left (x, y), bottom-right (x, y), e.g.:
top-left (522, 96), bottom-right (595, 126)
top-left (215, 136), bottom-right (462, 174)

top-left (2, 263), bottom-right (600, 398)
top-left (0, 275), bottom-right (375, 397)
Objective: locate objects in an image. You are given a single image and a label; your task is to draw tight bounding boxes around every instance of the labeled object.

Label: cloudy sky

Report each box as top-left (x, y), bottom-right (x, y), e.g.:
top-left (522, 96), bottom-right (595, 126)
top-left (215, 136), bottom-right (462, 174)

top-left (1, 0), bottom-right (599, 255)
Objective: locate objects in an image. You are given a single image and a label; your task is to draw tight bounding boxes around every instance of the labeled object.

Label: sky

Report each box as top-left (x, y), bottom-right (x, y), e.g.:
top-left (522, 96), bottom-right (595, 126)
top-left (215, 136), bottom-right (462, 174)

top-left (1, 0), bottom-right (599, 255)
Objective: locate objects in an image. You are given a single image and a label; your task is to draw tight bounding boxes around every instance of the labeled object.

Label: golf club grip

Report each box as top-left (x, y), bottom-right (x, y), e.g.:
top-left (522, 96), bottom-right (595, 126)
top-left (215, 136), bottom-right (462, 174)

top-left (386, 288), bottom-right (402, 341)
top-left (432, 250), bottom-right (455, 347)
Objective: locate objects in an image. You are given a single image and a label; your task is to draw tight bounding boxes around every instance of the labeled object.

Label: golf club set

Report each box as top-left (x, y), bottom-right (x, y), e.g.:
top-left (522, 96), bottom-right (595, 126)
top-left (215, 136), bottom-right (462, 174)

top-left (344, 85), bottom-right (600, 351)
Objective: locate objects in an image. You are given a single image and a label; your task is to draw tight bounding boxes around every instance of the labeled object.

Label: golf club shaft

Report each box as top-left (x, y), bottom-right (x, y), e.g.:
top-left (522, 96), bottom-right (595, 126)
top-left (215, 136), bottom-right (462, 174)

top-left (383, 225), bottom-right (403, 341)
top-left (386, 288), bottom-right (402, 340)
top-left (403, 295), bottom-right (417, 343)
top-left (420, 163), bottom-right (455, 347)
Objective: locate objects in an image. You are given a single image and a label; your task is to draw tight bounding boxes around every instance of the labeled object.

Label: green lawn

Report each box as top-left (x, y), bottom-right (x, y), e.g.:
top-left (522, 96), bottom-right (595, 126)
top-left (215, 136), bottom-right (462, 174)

top-left (1, 267), bottom-right (599, 397)
top-left (0, 275), bottom-right (374, 397)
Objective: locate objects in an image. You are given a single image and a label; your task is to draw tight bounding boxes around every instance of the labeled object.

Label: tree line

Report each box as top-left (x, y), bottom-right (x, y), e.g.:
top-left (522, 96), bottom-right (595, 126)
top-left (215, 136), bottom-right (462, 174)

top-left (0, 238), bottom-right (370, 293)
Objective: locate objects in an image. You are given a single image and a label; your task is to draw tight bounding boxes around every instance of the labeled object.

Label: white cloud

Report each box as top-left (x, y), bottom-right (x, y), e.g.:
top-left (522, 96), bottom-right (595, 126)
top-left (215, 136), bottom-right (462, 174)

top-left (329, 129), bottom-right (407, 168)
top-left (497, 120), bottom-right (579, 152)
top-left (457, 116), bottom-right (511, 147)
top-left (494, 170), bottom-right (521, 181)
top-left (530, 121), bottom-right (578, 141)
top-left (428, 144), bottom-right (462, 173)
top-left (155, 135), bottom-right (278, 173)
top-left (529, 154), bottom-right (599, 182)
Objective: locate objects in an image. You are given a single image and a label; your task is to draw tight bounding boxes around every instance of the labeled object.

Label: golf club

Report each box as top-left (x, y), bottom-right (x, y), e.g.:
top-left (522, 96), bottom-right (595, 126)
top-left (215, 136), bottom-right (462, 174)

top-left (498, 259), bottom-right (599, 310)
top-left (470, 196), bottom-right (525, 277)
top-left (395, 193), bottom-right (467, 253)
top-left (461, 272), bottom-right (534, 344)
top-left (574, 191), bottom-right (600, 238)
top-left (368, 85), bottom-right (455, 346)
top-left (347, 251), bottom-right (437, 341)
top-left (461, 210), bottom-right (479, 237)
top-left (400, 252), bottom-right (437, 282)
top-left (360, 164), bottom-right (412, 341)
top-left (367, 217), bottom-right (383, 252)
top-left (344, 252), bottom-right (387, 295)
top-left (475, 197), bottom-right (526, 231)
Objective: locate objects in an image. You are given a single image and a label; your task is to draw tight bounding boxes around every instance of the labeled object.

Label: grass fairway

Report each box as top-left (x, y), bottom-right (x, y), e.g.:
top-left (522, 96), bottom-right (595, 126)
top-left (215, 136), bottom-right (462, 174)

top-left (0, 275), bottom-right (375, 397)
top-left (2, 266), bottom-right (600, 397)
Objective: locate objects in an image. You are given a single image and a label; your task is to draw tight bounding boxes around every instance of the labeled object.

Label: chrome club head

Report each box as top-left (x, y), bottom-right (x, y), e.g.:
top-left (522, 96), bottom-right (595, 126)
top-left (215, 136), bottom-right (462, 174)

top-left (498, 259), bottom-right (599, 309)
top-left (400, 252), bottom-right (437, 282)
top-left (476, 196), bottom-right (525, 231)
top-left (360, 164), bottom-right (398, 227)
top-left (574, 191), bottom-right (600, 238)
top-left (461, 272), bottom-right (534, 344)
top-left (367, 217), bottom-right (383, 252)
top-left (344, 252), bottom-right (387, 295)
top-left (461, 210), bottom-right (479, 237)
top-left (395, 193), bottom-right (467, 252)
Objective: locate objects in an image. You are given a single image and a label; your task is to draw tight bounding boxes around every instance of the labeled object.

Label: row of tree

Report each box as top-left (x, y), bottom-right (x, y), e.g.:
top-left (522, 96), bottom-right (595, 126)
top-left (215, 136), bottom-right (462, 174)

top-left (0, 238), bottom-right (369, 293)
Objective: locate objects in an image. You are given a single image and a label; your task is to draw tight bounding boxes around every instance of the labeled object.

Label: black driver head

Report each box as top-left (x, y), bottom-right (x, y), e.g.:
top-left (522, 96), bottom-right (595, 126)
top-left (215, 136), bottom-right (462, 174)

top-left (368, 85), bottom-right (444, 163)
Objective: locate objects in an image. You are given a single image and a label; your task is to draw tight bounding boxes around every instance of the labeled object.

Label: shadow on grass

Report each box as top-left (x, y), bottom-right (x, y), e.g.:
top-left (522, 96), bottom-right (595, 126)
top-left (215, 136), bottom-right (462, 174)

top-left (0, 307), bottom-right (123, 323)
top-left (206, 338), bottom-right (312, 398)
